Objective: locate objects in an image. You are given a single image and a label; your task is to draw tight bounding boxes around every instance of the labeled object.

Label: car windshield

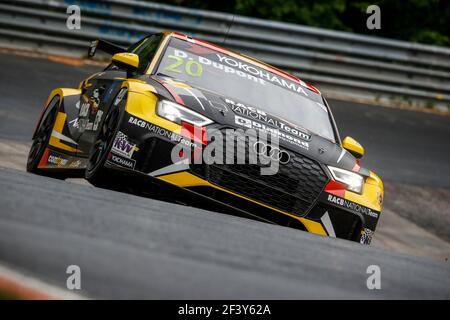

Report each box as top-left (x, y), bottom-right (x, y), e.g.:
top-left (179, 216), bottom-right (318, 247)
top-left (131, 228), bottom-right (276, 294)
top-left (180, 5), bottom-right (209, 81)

top-left (156, 37), bottom-right (336, 141)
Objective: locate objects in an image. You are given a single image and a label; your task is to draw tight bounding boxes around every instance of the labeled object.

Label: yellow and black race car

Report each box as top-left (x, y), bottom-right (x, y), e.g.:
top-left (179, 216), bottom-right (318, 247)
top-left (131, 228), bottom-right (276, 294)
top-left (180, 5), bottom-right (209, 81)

top-left (27, 32), bottom-right (384, 244)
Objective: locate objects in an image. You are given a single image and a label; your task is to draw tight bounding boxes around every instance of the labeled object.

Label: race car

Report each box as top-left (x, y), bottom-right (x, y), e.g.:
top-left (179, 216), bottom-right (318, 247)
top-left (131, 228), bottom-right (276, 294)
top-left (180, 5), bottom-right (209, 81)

top-left (26, 32), bottom-right (384, 244)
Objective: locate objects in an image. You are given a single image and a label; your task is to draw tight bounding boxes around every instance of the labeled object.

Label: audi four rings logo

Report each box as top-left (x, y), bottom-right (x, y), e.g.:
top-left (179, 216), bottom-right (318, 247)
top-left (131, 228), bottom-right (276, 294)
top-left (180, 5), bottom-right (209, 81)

top-left (253, 141), bottom-right (291, 164)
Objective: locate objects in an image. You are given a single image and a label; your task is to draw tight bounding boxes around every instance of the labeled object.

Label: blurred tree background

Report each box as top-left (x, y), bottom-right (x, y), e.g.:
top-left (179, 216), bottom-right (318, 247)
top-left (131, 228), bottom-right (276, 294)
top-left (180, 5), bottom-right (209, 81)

top-left (154, 0), bottom-right (450, 47)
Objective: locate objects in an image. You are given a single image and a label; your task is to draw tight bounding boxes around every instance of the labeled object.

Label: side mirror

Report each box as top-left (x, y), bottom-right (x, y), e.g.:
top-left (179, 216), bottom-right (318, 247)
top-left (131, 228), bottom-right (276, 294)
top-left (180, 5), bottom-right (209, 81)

top-left (342, 136), bottom-right (364, 159)
top-left (112, 52), bottom-right (139, 76)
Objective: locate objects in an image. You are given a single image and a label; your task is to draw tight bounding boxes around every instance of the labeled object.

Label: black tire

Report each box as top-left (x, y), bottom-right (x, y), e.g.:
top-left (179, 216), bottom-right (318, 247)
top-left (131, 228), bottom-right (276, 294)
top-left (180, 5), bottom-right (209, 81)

top-left (85, 88), bottom-right (127, 189)
top-left (26, 96), bottom-right (65, 179)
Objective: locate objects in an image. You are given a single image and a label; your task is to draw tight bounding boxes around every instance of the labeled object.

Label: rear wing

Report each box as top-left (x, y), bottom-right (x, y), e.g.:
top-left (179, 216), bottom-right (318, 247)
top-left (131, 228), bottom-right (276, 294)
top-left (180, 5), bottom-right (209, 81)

top-left (88, 39), bottom-right (126, 58)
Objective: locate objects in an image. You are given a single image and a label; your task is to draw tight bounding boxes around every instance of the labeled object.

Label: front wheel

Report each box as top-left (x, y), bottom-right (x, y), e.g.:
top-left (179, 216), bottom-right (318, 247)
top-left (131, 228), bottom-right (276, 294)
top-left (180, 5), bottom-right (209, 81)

top-left (85, 88), bottom-right (127, 189)
top-left (26, 96), bottom-right (64, 179)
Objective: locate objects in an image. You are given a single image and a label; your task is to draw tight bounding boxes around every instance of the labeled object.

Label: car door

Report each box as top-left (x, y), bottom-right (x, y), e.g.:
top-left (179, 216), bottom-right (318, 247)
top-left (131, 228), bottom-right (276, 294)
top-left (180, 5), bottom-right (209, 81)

top-left (76, 33), bottom-right (164, 156)
top-left (75, 69), bottom-right (125, 156)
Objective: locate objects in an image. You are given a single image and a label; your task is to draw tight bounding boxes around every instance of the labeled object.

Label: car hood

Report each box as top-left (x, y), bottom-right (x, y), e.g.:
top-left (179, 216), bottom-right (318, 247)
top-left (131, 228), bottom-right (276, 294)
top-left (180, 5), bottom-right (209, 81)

top-left (150, 75), bottom-right (367, 175)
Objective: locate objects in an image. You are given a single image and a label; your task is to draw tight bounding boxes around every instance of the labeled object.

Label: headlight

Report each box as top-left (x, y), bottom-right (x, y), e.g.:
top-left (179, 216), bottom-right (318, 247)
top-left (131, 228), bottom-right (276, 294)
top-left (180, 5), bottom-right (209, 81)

top-left (157, 100), bottom-right (213, 127)
top-left (328, 166), bottom-right (364, 194)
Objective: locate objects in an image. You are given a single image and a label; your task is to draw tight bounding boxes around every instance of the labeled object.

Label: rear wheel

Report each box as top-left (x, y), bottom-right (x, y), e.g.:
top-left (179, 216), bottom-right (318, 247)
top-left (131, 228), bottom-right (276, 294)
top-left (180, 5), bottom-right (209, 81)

top-left (85, 88), bottom-right (127, 189)
top-left (26, 96), bottom-right (64, 179)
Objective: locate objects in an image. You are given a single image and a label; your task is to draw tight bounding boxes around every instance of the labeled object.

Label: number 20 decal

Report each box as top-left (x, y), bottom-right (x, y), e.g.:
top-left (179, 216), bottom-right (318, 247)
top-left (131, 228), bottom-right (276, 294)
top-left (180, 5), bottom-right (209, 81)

top-left (164, 55), bottom-right (202, 77)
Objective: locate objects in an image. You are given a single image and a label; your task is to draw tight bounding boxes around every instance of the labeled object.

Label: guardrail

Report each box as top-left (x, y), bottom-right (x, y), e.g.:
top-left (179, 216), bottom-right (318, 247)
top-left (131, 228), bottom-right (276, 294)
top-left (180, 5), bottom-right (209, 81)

top-left (0, 0), bottom-right (449, 111)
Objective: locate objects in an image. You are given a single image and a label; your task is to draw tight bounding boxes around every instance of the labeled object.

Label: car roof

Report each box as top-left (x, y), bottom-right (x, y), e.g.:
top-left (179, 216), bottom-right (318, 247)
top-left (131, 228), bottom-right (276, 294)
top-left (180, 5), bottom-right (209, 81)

top-left (167, 32), bottom-right (321, 95)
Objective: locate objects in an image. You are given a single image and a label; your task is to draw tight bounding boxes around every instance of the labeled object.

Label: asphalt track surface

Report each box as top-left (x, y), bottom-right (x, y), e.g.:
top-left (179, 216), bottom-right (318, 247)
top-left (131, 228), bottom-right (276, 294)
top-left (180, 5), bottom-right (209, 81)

top-left (1, 168), bottom-right (450, 299)
top-left (0, 53), bottom-right (449, 298)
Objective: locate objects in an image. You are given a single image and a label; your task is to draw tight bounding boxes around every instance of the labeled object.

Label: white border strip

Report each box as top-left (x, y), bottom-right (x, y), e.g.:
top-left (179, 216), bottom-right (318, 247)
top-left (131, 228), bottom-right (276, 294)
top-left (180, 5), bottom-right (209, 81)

top-left (0, 263), bottom-right (87, 300)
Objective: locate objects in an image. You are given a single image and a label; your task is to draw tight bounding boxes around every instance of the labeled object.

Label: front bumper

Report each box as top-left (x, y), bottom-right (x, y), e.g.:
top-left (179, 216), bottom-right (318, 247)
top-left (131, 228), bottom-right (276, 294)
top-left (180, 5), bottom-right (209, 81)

top-left (111, 111), bottom-right (381, 244)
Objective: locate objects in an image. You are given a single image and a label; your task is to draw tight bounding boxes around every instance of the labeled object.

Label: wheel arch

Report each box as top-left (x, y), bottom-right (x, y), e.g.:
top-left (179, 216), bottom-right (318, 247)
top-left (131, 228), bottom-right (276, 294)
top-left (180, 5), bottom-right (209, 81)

top-left (33, 88), bottom-right (81, 139)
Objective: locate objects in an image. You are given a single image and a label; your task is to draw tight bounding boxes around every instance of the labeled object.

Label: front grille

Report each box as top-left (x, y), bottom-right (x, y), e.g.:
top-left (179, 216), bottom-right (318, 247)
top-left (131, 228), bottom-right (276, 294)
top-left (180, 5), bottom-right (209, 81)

top-left (191, 131), bottom-right (328, 217)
